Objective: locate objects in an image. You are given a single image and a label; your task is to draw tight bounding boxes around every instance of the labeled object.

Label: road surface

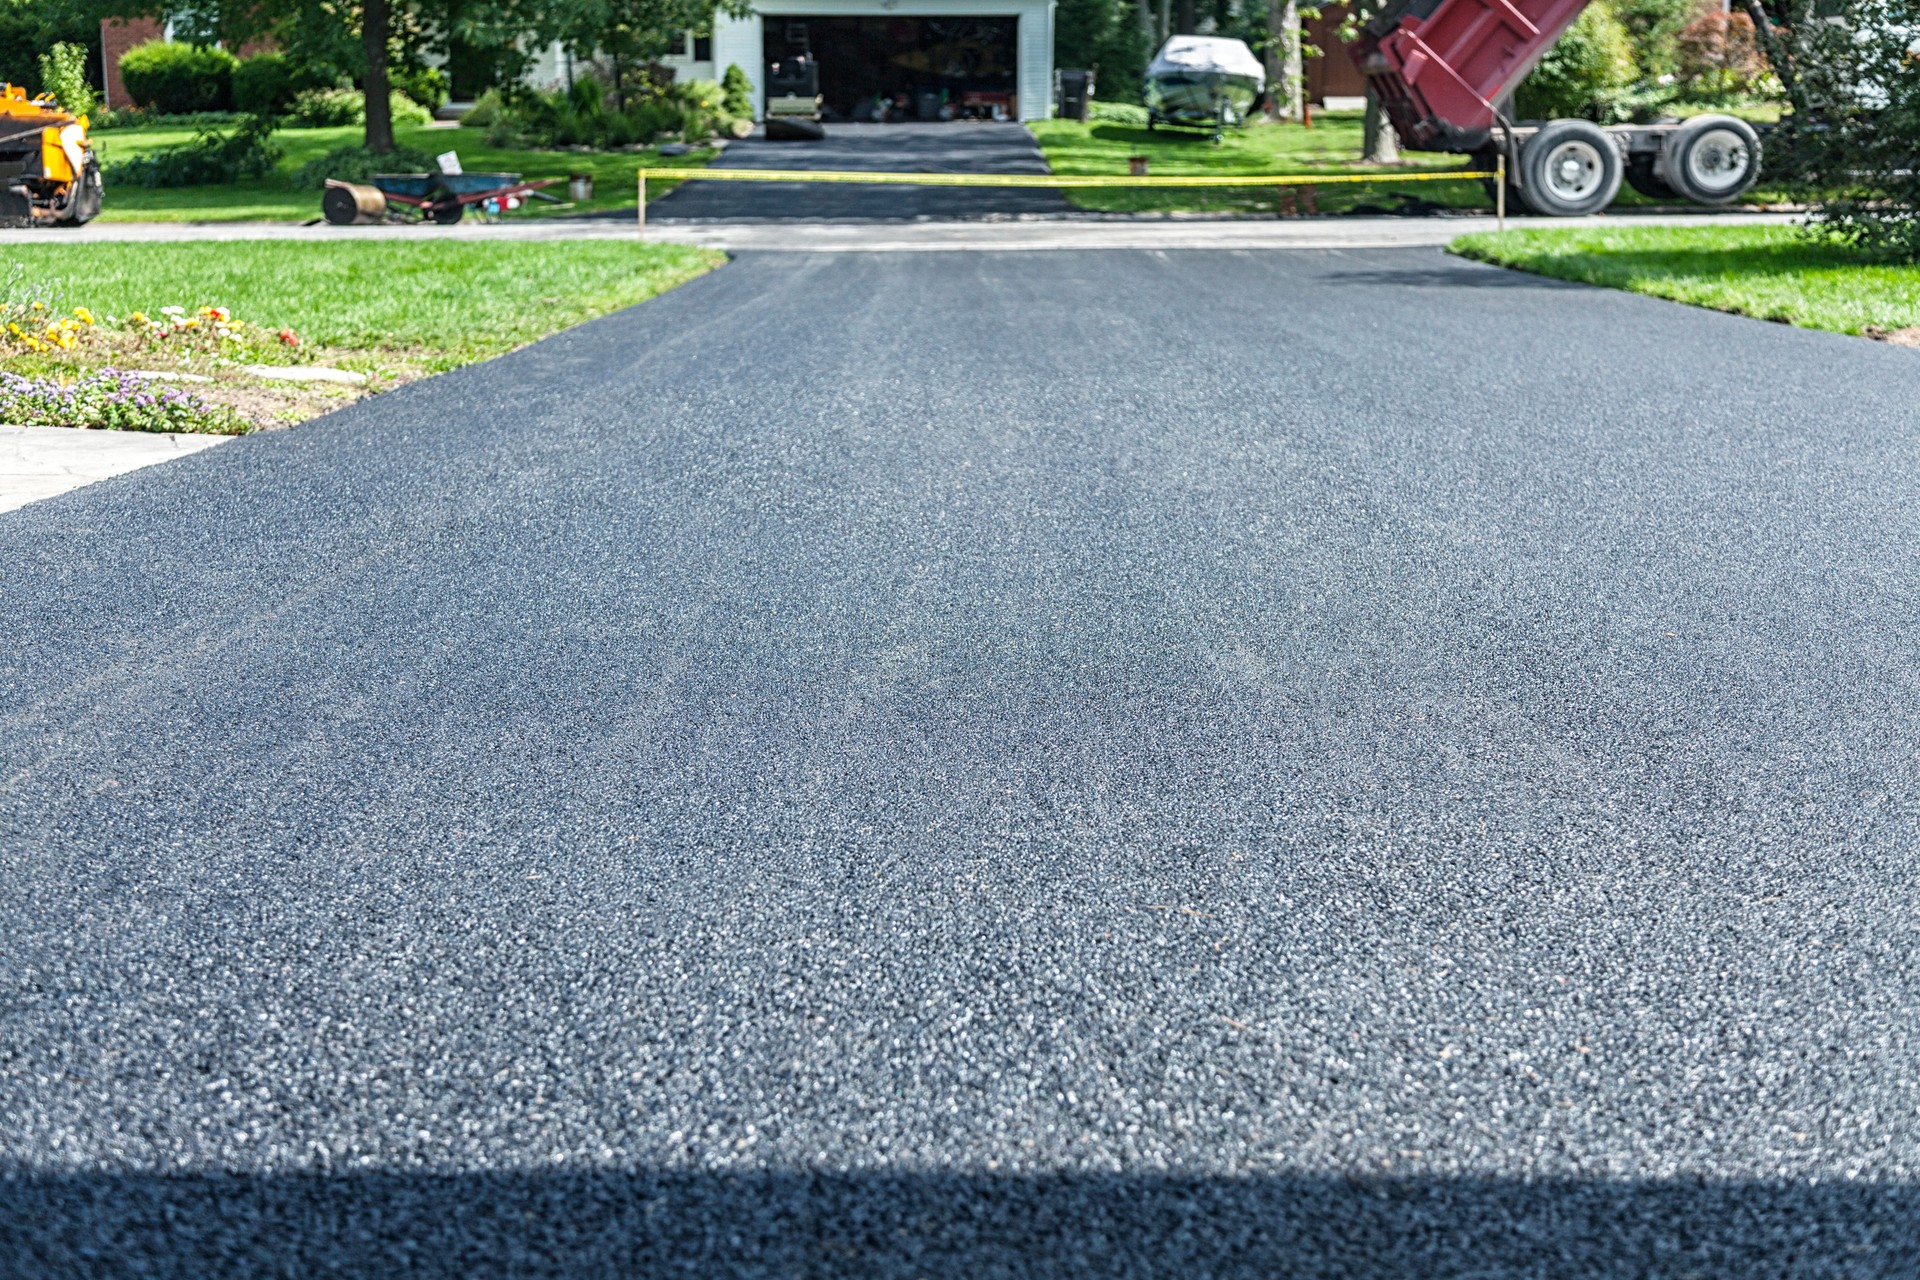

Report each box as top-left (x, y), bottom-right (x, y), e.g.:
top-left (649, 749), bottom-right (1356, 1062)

top-left (3, 248), bottom-right (1918, 1278)
top-left (649, 121), bottom-right (1069, 220)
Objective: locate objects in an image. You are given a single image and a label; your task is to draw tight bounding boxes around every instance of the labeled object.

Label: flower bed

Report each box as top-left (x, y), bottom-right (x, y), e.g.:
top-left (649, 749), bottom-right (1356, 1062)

top-left (0, 370), bottom-right (248, 434)
top-left (4, 299), bottom-right (301, 362)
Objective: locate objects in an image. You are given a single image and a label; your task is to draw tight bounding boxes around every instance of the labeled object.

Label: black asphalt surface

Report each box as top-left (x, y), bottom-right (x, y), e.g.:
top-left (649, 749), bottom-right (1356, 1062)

top-left (652, 121), bottom-right (1069, 220)
top-left (5, 248), bottom-right (1920, 1278)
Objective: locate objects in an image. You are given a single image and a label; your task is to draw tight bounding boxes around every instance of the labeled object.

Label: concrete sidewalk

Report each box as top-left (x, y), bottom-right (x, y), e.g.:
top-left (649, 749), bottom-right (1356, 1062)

top-left (0, 209), bottom-right (1800, 250)
top-left (0, 424), bottom-right (231, 513)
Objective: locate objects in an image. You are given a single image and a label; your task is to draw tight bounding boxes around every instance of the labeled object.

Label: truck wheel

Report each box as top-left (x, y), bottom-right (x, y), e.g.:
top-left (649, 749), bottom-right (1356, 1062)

top-left (1625, 156), bottom-right (1676, 201)
top-left (1663, 114), bottom-right (1760, 206)
top-left (1517, 119), bottom-right (1622, 216)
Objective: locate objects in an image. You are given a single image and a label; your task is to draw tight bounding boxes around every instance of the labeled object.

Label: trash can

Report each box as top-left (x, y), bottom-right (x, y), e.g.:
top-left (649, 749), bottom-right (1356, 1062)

top-left (1058, 69), bottom-right (1094, 122)
top-left (915, 88), bottom-right (943, 121)
top-left (568, 173), bottom-right (593, 201)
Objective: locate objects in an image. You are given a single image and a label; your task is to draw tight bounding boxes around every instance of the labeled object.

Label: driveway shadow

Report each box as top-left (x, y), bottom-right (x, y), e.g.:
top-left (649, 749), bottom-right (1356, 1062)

top-left (1324, 264), bottom-right (1588, 288)
top-left (5, 1166), bottom-right (1912, 1278)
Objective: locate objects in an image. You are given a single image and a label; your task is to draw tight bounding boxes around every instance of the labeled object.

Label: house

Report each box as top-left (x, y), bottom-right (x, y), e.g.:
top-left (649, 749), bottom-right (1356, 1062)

top-left (100, 3), bottom-right (1062, 124)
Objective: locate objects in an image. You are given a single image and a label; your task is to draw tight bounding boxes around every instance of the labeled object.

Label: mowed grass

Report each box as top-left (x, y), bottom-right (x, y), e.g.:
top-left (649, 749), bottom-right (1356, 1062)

top-left (1030, 113), bottom-right (1488, 215)
top-left (1449, 223), bottom-right (1920, 335)
top-left (7, 239), bottom-right (726, 369)
top-left (88, 123), bottom-right (714, 222)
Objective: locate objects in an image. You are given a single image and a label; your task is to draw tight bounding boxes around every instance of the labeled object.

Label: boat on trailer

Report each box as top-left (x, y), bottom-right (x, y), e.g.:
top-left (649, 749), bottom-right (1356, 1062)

top-left (1144, 37), bottom-right (1266, 139)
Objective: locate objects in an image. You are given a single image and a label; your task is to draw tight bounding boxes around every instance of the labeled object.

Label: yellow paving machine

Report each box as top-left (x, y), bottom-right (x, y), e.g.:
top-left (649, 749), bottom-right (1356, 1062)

top-left (0, 84), bottom-right (102, 227)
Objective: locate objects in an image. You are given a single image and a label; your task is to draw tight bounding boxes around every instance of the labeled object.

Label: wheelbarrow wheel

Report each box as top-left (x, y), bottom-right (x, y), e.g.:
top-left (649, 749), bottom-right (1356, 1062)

top-left (430, 200), bottom-right (465, 224)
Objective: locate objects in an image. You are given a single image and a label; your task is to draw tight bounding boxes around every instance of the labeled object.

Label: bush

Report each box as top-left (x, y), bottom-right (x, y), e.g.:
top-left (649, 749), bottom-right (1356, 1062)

top-left (232, 52), bottom-right (296, 116)
top-left (288, 87), bottom-right (362, 127)
top-left (392, 65), bottom-right (449, 111)
top-left (1672, 8), bottom-right (1768, 99)
top-left (293, 142), bottom-right (437, 188)
top-left (1768, 0), bottom-right (1920, 260)
top-left (119, 40), bottom-right (237, 114)
top-left (721, 63), bottom-right (753, 118)
top-left (101, 114), bottom-right (281, 187)
top-left (669, 77), bottom-right (726, 140)
top-left (1515, 0), bottom-right (1639, 122)
top-left (1613, 0), bottom-right (1700, 81)
top-left (90, 108), bottom-right (239, 131)
top-left (461, 88), bottom-right (505, 128)
top-left (38, 41), bottom-right (95, 116)
top-left (480, 78), bottom-right (699, 149)
top-left (288, 87), bottom-right (433, 128)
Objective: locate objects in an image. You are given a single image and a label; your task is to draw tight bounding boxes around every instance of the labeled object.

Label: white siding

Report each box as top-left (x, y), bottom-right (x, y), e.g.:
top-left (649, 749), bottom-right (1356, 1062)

top-left (714, 0), bottom-right (1056, 122)
top-left (712, 13), bottom-right (766, 116)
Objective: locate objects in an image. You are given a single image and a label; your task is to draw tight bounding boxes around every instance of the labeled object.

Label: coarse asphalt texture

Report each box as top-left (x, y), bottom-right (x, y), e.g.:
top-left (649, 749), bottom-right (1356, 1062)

top-left (4, 247), bottom-right (1920, 1278)
top-left (649, 121), bottom-right (1070, 220)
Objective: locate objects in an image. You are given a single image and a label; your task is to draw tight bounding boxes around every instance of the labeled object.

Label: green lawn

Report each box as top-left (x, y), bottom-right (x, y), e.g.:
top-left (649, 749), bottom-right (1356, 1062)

top-left (4, 240), bottom-right (726, 428)
top-left (89, 122), bottom-right (714, 222)
top-left (1030, 113), bottom-right (1488, 215)
top-left (1449, 224), bottom-right (1920, 336)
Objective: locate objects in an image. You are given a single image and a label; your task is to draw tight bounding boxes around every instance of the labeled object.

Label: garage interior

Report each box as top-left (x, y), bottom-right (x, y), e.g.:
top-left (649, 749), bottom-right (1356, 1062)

top-left (762, 17), bottom-right (1020, 122)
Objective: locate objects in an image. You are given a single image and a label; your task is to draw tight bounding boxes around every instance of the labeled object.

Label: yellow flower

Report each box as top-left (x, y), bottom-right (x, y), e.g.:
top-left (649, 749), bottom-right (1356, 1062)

top-left (30, 300), bottom-right (44, 311)
top-left (6, 322), bottom-right (20, 337)
top-left (74, 307), bottom-right (94, 325)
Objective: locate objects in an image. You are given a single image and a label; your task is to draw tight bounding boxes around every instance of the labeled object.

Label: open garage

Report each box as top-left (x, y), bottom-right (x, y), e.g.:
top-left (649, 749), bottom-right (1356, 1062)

top-left (712, 0), bottom-right (1056, 123)
top-left (765, 17), bottom-right (1019, 122)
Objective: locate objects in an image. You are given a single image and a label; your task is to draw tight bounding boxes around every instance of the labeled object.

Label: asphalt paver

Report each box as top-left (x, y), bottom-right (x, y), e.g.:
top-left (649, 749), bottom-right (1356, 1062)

top-left (4, 248), bottom-right (1919, 1277)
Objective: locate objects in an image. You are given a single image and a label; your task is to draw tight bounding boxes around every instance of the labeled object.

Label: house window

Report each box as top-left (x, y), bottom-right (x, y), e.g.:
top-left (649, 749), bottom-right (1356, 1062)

top-left (694, 34), bottom-right (712, 62)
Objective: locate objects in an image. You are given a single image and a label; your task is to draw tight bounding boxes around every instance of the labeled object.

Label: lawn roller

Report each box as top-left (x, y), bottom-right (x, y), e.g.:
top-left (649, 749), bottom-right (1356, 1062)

top-left (322, 171), bottom-right (561, 225)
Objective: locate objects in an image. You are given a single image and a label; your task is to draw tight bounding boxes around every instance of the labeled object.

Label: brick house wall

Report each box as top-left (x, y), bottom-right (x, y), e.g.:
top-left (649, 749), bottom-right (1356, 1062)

top-left (100, 17), bottom-right (165, 110)
top-left (99, 18), bottom-right (273, 110)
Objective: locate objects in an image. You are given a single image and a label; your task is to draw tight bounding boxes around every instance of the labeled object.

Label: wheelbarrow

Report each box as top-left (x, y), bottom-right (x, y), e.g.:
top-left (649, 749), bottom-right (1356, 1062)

top-left (322, 171), bottom-right (562, 225)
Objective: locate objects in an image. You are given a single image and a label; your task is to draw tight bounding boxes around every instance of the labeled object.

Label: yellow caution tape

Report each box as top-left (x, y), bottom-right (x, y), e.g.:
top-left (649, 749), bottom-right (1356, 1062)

top-left (638, 167), bottom-right (1495, 189)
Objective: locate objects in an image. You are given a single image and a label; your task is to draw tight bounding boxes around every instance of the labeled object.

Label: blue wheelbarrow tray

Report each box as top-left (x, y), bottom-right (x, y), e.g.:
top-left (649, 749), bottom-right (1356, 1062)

top-left (368, 173), bottom-right (437, 199)
top-left (369, 173), bottom-right (522, 199)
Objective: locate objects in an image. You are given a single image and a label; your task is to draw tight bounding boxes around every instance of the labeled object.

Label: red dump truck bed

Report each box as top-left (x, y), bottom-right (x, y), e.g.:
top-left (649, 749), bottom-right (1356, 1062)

top-left (1351, 0), bottom-right (1591, 152)
top-left (1346, 0), bottom-right (1762, 215)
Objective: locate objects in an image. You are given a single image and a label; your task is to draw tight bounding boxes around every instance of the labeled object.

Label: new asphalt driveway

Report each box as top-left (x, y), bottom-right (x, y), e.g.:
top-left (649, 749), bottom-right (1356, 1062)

top-left (650, 121), bottom-right (1069, 219)
top-left (4, 248), bottom-right (1919, 1278)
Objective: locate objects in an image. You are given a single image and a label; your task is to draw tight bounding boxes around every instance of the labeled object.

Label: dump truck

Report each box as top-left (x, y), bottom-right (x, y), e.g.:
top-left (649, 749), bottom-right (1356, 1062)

top-left (0, 85), bottom-right (102, 227)
top-left (1351, 0), bottom-right (1762, 215)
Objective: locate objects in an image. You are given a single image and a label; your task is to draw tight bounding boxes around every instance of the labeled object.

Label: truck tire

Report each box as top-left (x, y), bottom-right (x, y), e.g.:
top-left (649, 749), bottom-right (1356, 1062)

top-left (1517, 120), bottom-right (1622, 216)
top-left (1662, 114), bottom-right (1760, 206)
top-left (1625, 156), bottom-right (1676, 201)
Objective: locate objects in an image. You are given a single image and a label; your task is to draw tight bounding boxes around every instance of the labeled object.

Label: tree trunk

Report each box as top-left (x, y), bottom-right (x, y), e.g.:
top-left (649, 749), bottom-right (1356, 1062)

top-left (362, 0), bottom-right (393, 153)
top-left (1264, 0), bottom-right (1283, 119)
top-left (1280, 0), bottom-right (1302, 121)
top-left (1362, 85), bottom-right (1399, 163)
top-left (1740, 0), bottom-right (1809, 118)
top-left (1175, 0), bottom-right (1195, 34)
